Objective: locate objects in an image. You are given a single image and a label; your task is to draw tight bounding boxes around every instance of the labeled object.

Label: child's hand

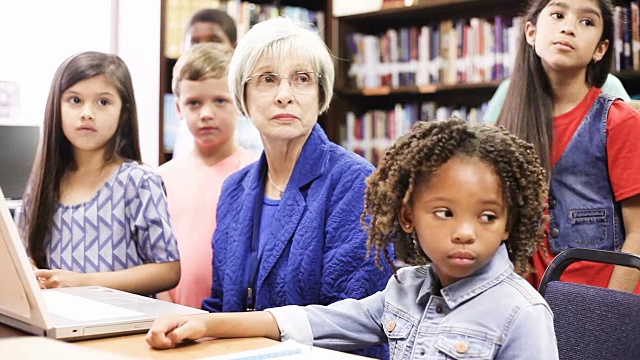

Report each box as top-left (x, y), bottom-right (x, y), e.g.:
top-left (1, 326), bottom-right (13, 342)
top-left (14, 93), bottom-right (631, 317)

top-left (30, 260), bottom-right (46, 289)
top-left (33, 269), bottom-right (85, 289)
top-left (146, 314), bottom-right (207, 349)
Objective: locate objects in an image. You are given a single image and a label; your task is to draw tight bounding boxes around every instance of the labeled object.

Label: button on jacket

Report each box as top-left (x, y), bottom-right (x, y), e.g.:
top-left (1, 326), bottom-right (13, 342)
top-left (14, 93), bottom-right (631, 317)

top-left (268, 245), bottom-right (559, 359)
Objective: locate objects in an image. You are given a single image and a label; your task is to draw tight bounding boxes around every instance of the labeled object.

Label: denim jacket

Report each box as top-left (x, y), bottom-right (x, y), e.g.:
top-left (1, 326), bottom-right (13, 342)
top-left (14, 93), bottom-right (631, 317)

top-left (268, 245), bottom-right (558, 359)
top-left (549, 93), bottom-right (625, 253)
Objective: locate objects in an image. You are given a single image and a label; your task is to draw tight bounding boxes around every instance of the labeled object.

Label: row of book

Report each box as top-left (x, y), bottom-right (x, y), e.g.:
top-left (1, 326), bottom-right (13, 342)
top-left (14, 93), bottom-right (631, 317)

top-left (345, 16), bottom-right (521, 89)
top-left (614, 2), bottom-right (640, 72)
top-left (164, 0), bottom-right (325, 59)
top-left (341, 102), bottom-right (488, 164)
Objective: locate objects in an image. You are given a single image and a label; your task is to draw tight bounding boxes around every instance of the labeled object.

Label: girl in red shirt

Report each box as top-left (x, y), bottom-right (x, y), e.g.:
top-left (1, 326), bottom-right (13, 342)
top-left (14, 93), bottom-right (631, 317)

top-left (498, 0), bottom-right (640, 293)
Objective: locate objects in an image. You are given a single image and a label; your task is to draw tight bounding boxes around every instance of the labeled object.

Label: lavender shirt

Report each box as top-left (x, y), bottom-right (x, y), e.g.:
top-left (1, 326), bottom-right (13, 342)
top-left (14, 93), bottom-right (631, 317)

top-left (30, 162), bottom-right (179, 271)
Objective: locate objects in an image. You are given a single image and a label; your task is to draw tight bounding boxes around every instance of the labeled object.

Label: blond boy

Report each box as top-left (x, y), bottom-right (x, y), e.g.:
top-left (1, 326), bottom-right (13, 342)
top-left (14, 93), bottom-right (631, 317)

top-left (158, 43), bottom-right (257, 308)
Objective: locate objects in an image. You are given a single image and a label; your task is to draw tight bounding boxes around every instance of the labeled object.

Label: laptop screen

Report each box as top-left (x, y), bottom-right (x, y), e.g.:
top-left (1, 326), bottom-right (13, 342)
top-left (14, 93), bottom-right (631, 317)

top-left (0, 186), bottom-right (51, 333)
top-left (0, 125), bottom-right (40, 201)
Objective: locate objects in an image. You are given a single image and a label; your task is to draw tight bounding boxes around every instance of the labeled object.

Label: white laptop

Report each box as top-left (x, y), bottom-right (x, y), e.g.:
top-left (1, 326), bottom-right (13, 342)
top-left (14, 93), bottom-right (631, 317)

top-left (0, 186), bottom-right (205, 340)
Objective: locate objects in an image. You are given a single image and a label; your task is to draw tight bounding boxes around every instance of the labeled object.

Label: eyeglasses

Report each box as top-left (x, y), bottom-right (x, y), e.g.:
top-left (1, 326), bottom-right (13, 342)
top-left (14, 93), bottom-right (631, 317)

top-left (244, 71), bottom-right (321, 93)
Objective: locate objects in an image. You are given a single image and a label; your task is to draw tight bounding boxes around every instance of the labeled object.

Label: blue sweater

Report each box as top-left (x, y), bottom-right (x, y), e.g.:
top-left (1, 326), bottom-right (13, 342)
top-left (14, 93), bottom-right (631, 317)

top-left (202, 124), bottom-right (391, 358)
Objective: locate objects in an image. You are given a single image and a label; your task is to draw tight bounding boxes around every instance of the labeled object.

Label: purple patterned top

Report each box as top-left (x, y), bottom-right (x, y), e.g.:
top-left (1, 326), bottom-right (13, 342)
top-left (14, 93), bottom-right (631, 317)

top-left (34, 162), bottom-right (179, 272)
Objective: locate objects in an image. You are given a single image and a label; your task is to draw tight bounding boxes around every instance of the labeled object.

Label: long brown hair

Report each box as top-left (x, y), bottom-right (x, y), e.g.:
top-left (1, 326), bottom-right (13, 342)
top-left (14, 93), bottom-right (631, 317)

top-left (497, 0), bottom-right (615, 175)
top-left (22, 51), bottom-right (141, 268)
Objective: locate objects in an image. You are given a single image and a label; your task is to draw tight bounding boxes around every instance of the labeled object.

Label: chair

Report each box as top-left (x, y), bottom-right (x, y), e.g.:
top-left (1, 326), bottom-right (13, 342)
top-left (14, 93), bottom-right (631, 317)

top-left (538, 248), bottom-right (640, 360)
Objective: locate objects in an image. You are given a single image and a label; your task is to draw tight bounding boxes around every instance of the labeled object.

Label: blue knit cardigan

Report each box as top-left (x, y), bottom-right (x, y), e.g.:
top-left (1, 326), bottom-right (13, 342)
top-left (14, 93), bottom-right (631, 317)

top-left (202, 125), bottom-right (391, 358)
top-left (203, 124), bottom-right (392, 312)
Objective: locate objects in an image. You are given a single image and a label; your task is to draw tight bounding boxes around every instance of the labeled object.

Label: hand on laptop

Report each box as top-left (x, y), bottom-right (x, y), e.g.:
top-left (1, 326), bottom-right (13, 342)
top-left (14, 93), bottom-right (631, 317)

top-left (146, 314), bottom-right (207, 349)
top-left (36, 276), bottom-right (46, 289)
top-left (33, 269), bottom-right (85, 289)
top-left (30, 260), bottom-right (47, 289)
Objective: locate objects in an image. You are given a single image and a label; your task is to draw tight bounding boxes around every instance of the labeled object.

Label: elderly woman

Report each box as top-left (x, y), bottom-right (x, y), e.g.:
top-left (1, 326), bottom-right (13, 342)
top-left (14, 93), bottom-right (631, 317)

top-left (201, 18), bottom-right (391, 357)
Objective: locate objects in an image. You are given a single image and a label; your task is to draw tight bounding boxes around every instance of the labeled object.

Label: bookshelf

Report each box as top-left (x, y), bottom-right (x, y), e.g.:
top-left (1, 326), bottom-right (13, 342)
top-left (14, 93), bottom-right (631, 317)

top-left (158, 0), bottom-right (329, 165)
top-left (158, 0), bottom-right (640, 165)
top-left (329, 0), bottom-right (527, 163)
top-left (329, 0), bottom-right (640, 164)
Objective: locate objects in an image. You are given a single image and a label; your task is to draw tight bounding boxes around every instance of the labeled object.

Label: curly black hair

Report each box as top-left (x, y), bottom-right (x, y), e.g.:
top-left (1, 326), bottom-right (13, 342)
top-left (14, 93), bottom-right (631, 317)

top-left (362, 118), bottom-right (549, 277)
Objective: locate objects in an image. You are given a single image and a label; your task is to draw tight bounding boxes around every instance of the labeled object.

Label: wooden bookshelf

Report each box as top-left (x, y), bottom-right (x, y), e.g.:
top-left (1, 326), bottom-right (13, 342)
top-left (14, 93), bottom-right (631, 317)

top-left (158, 0), bottom-right (640, 165)
top-left (326, 0), bottom-right (527, 162)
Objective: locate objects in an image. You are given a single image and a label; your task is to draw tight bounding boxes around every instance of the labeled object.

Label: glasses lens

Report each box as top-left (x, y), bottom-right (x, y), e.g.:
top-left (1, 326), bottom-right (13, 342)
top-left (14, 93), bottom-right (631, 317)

top-left (290, 72), bottom-right (316, 91)
top-left (257, 73), bottom-right (279, 88)
top-left (251, 72), bottom-right (318, 93)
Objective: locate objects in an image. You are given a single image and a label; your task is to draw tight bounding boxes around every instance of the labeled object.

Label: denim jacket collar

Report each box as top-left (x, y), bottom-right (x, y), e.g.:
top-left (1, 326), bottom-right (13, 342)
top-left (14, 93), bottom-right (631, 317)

top-left (416, 244), bottom-right (513, 309)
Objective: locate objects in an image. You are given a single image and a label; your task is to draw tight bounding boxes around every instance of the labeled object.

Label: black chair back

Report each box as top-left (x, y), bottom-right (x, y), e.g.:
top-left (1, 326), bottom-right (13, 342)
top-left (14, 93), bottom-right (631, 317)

top-left (539, 248), bottom-right (640, 360)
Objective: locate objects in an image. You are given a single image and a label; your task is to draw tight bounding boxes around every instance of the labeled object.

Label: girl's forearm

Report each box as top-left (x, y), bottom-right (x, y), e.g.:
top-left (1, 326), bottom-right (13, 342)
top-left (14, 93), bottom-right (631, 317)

top-left (83, 261), bottom-right (181, 295)
top-left (609, 233), bottom-right (640, 292)
top-left (156, 291), bottom-right (174, 302)
top-left (203, 311), bottom-right (281, 341)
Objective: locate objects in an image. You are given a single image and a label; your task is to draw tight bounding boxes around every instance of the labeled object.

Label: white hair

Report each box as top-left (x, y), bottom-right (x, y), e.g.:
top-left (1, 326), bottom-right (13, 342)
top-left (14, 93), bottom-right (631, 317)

top-left (228, 17), bottom-right (335, 117)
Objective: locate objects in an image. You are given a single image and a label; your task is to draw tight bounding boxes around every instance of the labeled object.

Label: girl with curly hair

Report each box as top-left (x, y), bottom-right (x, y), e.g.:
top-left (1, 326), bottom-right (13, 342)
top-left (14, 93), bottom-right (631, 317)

top-left (146, 118), bottom-right (558, 359)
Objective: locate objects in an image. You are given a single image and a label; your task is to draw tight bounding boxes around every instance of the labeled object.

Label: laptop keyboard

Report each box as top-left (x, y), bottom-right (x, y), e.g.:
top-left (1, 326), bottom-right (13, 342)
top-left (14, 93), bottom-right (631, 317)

top-left (42, 291), bottom-right (144, 322)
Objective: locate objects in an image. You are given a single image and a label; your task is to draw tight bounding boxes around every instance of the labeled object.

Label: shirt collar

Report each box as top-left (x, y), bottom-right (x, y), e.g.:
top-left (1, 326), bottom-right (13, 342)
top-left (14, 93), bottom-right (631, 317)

top-left (416, 244), bottom-right (514, 308)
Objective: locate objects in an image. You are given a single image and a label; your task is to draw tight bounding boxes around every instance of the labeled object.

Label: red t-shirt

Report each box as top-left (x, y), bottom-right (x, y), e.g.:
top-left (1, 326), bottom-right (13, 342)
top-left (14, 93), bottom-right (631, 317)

top-left (529, 87), bottom-right (640, 293)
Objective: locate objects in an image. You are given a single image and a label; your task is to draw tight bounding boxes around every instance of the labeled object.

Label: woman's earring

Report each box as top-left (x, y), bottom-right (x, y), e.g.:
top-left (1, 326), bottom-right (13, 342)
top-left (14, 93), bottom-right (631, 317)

top-left (592, 56), bottom-right (599, 63)
top-left (404, 224), bottom-right (410, 229)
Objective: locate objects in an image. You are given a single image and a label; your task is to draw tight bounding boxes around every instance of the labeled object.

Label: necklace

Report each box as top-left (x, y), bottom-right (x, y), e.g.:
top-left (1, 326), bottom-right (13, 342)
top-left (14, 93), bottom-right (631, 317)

top-left (267, 172), bottom-right (285, 197)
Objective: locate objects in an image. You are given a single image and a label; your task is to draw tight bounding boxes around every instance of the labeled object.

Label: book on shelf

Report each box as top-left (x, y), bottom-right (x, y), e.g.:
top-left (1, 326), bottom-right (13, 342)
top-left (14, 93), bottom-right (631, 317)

top-left (341, 102), bottom-right (488, 164)
top-left (613, 2), bottom-right (640, 72)
top-left (344, 15), bottom-right (521, 91)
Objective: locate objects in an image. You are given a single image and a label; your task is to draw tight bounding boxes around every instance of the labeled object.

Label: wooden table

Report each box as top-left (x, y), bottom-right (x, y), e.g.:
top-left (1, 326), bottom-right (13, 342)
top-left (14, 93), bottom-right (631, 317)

top-left (79, 333), bottom-right (368, 359)
top-left (0, 337), bottom-right (136, 360)
top-left (80, 334), bottom-right (281, 359)
top-left (0, 323), bottom-right (369, 359)
top-left (0, 324), bottom-right (24, 338)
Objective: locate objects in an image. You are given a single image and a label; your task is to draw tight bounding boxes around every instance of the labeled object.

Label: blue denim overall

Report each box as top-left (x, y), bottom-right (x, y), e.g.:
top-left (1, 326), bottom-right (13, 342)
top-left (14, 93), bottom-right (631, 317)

top-left (548, 93), bottom-right (625, 253)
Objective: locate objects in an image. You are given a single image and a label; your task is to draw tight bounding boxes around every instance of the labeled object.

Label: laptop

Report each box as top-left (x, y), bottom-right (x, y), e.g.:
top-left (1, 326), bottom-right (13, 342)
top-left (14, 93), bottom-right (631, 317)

top-left (0, 186), bottom-right (206, 340)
